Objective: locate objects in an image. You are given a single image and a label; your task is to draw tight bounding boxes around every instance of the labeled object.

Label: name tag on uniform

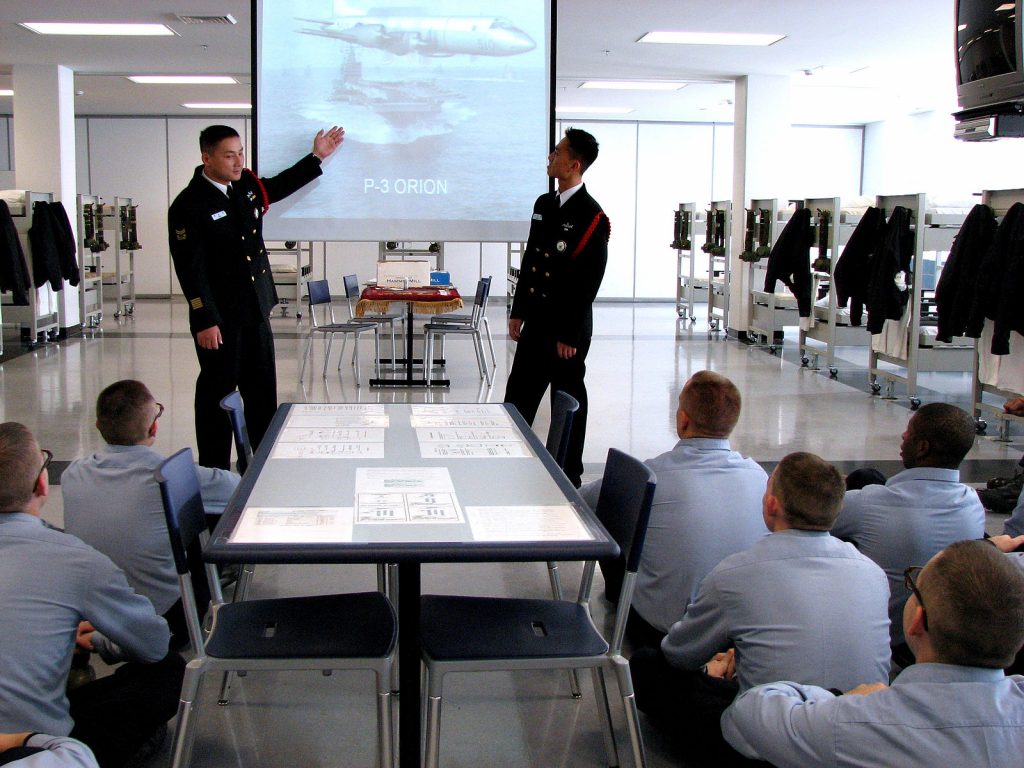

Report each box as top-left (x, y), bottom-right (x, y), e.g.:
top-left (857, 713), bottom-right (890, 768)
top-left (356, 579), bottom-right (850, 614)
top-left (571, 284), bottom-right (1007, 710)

top-left (532, 213), bottom-right (543, 221)
top-left (211, 210), bottom-right (227, 221)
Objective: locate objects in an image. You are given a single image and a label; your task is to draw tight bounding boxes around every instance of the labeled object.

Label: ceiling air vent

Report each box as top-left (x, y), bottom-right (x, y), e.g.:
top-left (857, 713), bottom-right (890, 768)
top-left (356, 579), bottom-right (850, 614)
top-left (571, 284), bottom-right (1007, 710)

top-left (174, 14), bottom-right (237, 25)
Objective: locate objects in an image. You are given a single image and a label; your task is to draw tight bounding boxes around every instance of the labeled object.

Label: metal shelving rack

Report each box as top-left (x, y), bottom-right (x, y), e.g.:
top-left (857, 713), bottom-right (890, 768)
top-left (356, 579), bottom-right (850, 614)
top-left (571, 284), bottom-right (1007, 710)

top-left (76, 193), bottom-right (106, 327)
top-left (673, 203), bottom-right (702, 323)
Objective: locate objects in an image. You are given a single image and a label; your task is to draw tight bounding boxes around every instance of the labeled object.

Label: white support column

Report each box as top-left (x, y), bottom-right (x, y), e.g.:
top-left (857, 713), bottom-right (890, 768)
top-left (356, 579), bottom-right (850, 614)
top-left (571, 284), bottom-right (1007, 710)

top-left (13, 64), bottom-right (81, 330)
top-left (729, 75), bottom-right (790, 337)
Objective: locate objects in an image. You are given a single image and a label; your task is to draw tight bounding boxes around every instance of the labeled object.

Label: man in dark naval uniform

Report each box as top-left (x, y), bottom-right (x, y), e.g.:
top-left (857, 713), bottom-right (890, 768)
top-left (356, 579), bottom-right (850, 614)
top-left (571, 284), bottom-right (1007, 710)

top-left (168, 124), bottom-right (344, 469)
top-left (505, 128), bottom-right (609, 487)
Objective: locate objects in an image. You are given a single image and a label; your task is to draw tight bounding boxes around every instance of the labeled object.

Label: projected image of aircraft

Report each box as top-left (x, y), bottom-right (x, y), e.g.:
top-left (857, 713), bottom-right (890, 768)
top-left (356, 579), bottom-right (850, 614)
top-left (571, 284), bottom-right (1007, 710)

top-left (295, 6), bottom-right (536, 57)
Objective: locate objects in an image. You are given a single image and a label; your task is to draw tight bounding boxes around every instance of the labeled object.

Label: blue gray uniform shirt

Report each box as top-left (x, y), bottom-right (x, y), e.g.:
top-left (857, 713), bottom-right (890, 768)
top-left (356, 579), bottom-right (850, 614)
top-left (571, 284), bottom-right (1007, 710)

top-left (831, 466), bottom-right (985, 645)
top-left (581, 437), bottom-right (768, 632)
top-left (62, 443), bottom-right (239, 615)
top-left (722, 664), bottom-right (1024, 768)
top-left (661, 529), bottom-right (891, 692)
top-left (0, 513), bottom-right (169, 735)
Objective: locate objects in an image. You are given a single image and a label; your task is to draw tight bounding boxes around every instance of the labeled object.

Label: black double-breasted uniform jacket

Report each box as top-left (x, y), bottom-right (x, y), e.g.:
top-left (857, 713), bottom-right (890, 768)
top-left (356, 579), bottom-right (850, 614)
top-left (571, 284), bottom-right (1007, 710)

top-left (167, 154), bottom-right (322, 334)
top-left (510, 185), bottom-right (609, 346)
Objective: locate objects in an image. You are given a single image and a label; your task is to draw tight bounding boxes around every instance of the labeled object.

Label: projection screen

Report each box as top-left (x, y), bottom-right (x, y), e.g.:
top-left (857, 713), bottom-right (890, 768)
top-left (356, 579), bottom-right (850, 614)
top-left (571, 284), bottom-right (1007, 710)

top-left (255, 0), bottom-right (554, 242)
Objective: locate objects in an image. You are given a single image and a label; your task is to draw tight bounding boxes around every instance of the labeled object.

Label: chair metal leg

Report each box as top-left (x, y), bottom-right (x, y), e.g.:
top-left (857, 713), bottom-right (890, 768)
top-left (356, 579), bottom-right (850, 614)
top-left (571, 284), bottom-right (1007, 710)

top-left (389, 320), bottom-right (397, 372)
top-left (611, 655), bottom-right (648, 768)
top-left (424, 693), bottom-right (444, 768)
top-left (547, 562), bottom-right (564, 600)
top-left (425, 331), bottom-right (433, 385)
top-left (481, 316), bottom-right (497, 370)
top-left (376, 668), bottom-right (394, 768)
top-left (323, 334), bottom-right (335, 378)
top-left (299, 332), bottom-right (314, 382)
top-left (373, 328), bottom-right (381, 378)
top-left (592, 667), bottom-right (621, 768)
top-left (170, 660), bottom-right (204, 768)
top-left (474, 332), bottom-right (492, 385)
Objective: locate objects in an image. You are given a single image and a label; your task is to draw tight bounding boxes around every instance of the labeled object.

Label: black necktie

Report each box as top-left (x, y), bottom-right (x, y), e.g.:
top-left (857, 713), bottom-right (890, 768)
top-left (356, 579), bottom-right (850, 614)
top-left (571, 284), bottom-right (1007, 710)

top-left (226, 184), bottom-right (236, 205)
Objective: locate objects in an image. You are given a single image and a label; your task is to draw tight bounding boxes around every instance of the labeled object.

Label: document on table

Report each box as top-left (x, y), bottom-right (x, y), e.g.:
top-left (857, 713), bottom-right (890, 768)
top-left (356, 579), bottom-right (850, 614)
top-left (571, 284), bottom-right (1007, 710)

top-left (230, 507), bottom-right (355, 543)
top-left (286, 403), bottom-right (390, 428)
top-left (279, 427), bottom-right (386, 443)
top-left (416, 427), bottom-right (519, 442)
top-left (409, 402), bottom-right (511, 428)
top-left (354, 467), bottom-right (464, 523)
top-left (410, 404), bottom-right (507, 417)
top-left (466, 505), bottom-right (595, 542)
top-left (271, 442), bottom-right (385, 459)
top-left (419, 442), bottom-right (531, 459)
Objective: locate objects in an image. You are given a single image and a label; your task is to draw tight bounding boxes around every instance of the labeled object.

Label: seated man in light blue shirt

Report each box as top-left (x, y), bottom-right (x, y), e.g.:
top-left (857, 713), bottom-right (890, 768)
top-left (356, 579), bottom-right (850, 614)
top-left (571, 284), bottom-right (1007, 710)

top-left (0, 422), bottom-right (183, 768)
top-left (630, 452), bottom-right (890, 765)
top-left (831, 403), bottom-right (985, 658)
top-left (0, 732), bottom-right (97, 768)
top-left (1004, 484), bottom-right (1024, 539)
top-left (580, 370), bottom-right (768, 649)
top-left (723, 539), bottom-right (1024, 768)
top-left (62, 380), bottom-right (239, 649)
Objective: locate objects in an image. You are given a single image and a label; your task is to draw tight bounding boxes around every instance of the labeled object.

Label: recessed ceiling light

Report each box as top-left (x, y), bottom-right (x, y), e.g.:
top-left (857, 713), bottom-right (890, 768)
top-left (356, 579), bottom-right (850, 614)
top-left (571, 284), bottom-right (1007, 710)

top-left (19, 22), bottom-right (176, 36)
top-left (638, 31), bottom-right (785, 46)
top-left (997, 3), bottom-right (1014, 12)
top-left (182, 102), bottom-right (252, 109)
top-left (555, 106), bottom-right (635, 115)
top-left (128, 75), bottom-right (237, 85)
top-left (0, 90), bottom-right (12, 97)
top-left (580, 80), bottom-right (687, 91)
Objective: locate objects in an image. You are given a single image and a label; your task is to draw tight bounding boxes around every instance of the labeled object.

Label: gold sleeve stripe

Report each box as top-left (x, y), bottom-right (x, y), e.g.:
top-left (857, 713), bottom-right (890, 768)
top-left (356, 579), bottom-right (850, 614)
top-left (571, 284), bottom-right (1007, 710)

top-left (190, 298), bottom-right (203, 310)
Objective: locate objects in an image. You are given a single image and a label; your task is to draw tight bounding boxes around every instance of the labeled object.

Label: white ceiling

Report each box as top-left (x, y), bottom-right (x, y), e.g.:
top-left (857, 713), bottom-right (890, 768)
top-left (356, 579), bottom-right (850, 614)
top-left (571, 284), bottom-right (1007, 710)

top-left (0, 0), bottom-right (957, 125)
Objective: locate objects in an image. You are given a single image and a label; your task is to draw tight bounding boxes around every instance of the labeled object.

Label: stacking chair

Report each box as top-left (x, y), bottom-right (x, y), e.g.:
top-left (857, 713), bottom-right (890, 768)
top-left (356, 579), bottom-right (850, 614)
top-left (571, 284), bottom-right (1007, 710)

top-left (156, 448), bottom-right (397, 768)
top-left (343, 273), bottom-right (403, 371)
top-left (419, 448), bottom-right (656, 768)
top-left (299, 279), bottom-right (378, 386)
top-left (543, 390), bottom-right (581, 600)
top-left (218, 391), bottom-right (253, 475)
top-left (423, 276), bottom-right (496, 385)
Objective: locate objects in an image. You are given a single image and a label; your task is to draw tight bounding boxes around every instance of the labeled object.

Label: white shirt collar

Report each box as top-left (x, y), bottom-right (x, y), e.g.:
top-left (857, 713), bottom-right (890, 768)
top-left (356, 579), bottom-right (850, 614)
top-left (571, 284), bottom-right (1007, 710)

top-left (558, 181), bottom-right (583, 207)
top-left (203, 172), bottom-right (231, 197)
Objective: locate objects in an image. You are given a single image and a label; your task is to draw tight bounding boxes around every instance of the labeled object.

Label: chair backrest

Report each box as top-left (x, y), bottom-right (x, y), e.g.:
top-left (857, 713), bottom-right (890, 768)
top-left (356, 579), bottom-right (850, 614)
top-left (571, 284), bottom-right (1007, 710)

top-left (306, 279), bottom-right (336, 326)
top-left (342, 273), bottom-right (361, 317)
top-left (545, 390), bottom-right (579, 469)
top-left (591, 448), bottom-right (656, 653)
top-left (219, 391), bottom-right (253, 475)
top-left (468, 276), bottom-right (492, 326)
top-left (156, 447), bottom-right (211, 576)
top-left (594, 448), bottom-right (657, 576)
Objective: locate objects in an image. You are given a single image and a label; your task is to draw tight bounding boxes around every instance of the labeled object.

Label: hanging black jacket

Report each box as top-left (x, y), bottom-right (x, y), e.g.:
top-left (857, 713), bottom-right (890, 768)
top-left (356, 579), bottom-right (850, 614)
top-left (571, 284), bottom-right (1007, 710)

top-left (935, 203), bottom-right (997, 342)
top-left (48, 201), bottom-right (80, 287)
top-left (763, 207), bottom-right (814, 317)
top-left (965, 202), bottom-right (1024, 341)
top-left (0, 200), bottom-right (31, 305)
top-left (27, 201), bottom-right (64, 291)
top-left (834, 206), bottom-right (885, 327)
top-left (865, 206), bottom-right (913, 335)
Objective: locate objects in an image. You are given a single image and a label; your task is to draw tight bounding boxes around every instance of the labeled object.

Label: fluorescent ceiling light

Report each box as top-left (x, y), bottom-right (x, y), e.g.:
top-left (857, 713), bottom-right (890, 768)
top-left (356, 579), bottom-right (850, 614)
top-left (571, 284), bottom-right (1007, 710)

top-left (0, 90), bottom-right (12, 97)
top-left (997, 4), bottom-right (1014, 11)
top-left (182, 102), bottom-right (251, 109)
top-left (129, 75), bottom-right (236, 85)
top-left (555, 106), bottom-right (634, 115)
top-left (19, 22), bottom-right (176, 36)
top-left (639, 31), bottom-right (785, 46)
top-left (581, 80), bottom-right (687, 91)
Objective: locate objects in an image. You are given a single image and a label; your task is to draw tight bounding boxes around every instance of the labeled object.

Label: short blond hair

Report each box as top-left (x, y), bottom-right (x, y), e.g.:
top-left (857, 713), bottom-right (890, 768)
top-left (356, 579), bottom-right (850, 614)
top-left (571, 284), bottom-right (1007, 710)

top-left (679, 371), bottom-right (741, 437)
top-left (0, 422), bottom-right (42, 511)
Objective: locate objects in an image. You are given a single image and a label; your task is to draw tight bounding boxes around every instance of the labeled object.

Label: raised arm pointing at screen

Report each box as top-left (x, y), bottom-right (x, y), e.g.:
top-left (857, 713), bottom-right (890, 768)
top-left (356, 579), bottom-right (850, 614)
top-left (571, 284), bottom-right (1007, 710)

top-left (168, 124), bottom-right (344, 469)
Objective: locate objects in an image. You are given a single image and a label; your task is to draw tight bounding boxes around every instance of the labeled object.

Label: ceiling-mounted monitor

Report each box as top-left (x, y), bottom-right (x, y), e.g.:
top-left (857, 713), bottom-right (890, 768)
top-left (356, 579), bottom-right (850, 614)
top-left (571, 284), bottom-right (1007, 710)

top-left (253, 0), bottom-right (555, 242)
top-left (956, 0), bottom-right (1024, 111)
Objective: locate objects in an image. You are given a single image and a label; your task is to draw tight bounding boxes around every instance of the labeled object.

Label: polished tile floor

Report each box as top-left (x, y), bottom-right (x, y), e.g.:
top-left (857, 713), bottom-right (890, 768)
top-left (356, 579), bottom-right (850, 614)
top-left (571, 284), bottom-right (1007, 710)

top-left (1, 298), bottom-right (1020, 767)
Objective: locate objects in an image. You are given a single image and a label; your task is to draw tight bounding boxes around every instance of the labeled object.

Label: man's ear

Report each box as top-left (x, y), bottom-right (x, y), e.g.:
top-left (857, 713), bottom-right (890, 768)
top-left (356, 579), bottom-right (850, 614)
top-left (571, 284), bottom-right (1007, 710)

top-left (148, 418), bottom-right (159, 439)
top-left (905, 603), bottom-right (927, 639)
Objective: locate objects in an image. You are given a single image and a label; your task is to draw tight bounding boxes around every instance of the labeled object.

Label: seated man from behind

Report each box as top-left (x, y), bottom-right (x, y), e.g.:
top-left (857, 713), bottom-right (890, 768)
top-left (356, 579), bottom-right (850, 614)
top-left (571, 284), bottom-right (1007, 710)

top-left (0, 422), bottom-right (183, 768)
top-left (722, 539), bottom-right (1024, 767)
top-left (630, 452), bottom-right (890, 765)
top-left (581, 370), bottom-right (768, 648)
top-left (831, 402), bottom-right (984, 656)
top-left (62, 380), bottom-right (239, 648)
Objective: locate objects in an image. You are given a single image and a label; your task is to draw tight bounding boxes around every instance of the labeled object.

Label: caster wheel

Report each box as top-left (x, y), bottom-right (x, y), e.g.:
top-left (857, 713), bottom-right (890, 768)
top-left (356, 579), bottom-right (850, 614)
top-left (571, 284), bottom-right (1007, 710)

top-left (113, 310), bottom-right (122, 318)
top-left (910, 398), bottom-right (921, 411)
top-left (801, 356), bottom-right (809, 367)
top-left (829, 367), bottom-right (838, 378)
top-left (677, 310), bottom-right (684, 318)
top-left (871, 383), bottom-right (882, 394)
top-left (690, 316), bottom-right (696, 323)
top-left (976, 419), bottom-right (987, 435)
top-left (768, 346), bottom-right (777, 355)
top-left (127, 304), bottom-right (134, 315)
top-left (296, 312), bottom-right (303, 321)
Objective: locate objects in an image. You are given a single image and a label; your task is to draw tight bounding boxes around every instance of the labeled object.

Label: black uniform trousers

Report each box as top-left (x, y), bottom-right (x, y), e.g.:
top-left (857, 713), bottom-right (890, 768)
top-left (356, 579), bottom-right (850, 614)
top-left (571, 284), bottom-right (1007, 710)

top-left (68, 651), bottom-right (185, 768)
top-left (505, 322), bottom-right (592, 487)
top-left (630, 648), bottom-right (762, 767)
top-left (194, 319), bottom-right (276, 470)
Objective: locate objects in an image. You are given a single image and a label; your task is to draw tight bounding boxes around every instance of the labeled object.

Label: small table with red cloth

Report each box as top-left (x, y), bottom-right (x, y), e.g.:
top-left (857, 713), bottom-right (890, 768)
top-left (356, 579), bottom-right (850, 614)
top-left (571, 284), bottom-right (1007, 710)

top-left (355, 286), bottom-right (463, 387)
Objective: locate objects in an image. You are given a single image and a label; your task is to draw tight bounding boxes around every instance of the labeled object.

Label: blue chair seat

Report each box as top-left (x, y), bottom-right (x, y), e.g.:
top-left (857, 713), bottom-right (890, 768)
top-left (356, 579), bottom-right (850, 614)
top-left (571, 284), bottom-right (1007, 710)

top-left (420, 595), bottom-right (608, 662)
top-left (207, 591), bottom-right (396, 659)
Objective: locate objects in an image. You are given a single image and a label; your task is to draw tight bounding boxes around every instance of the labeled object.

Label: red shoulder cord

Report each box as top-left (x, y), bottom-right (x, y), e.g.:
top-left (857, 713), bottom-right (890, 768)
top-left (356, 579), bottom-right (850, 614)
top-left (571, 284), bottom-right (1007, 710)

top-left (243, 168), bottom-right (270, 214)
top-left (571, 212), bottom-right (610, 259)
